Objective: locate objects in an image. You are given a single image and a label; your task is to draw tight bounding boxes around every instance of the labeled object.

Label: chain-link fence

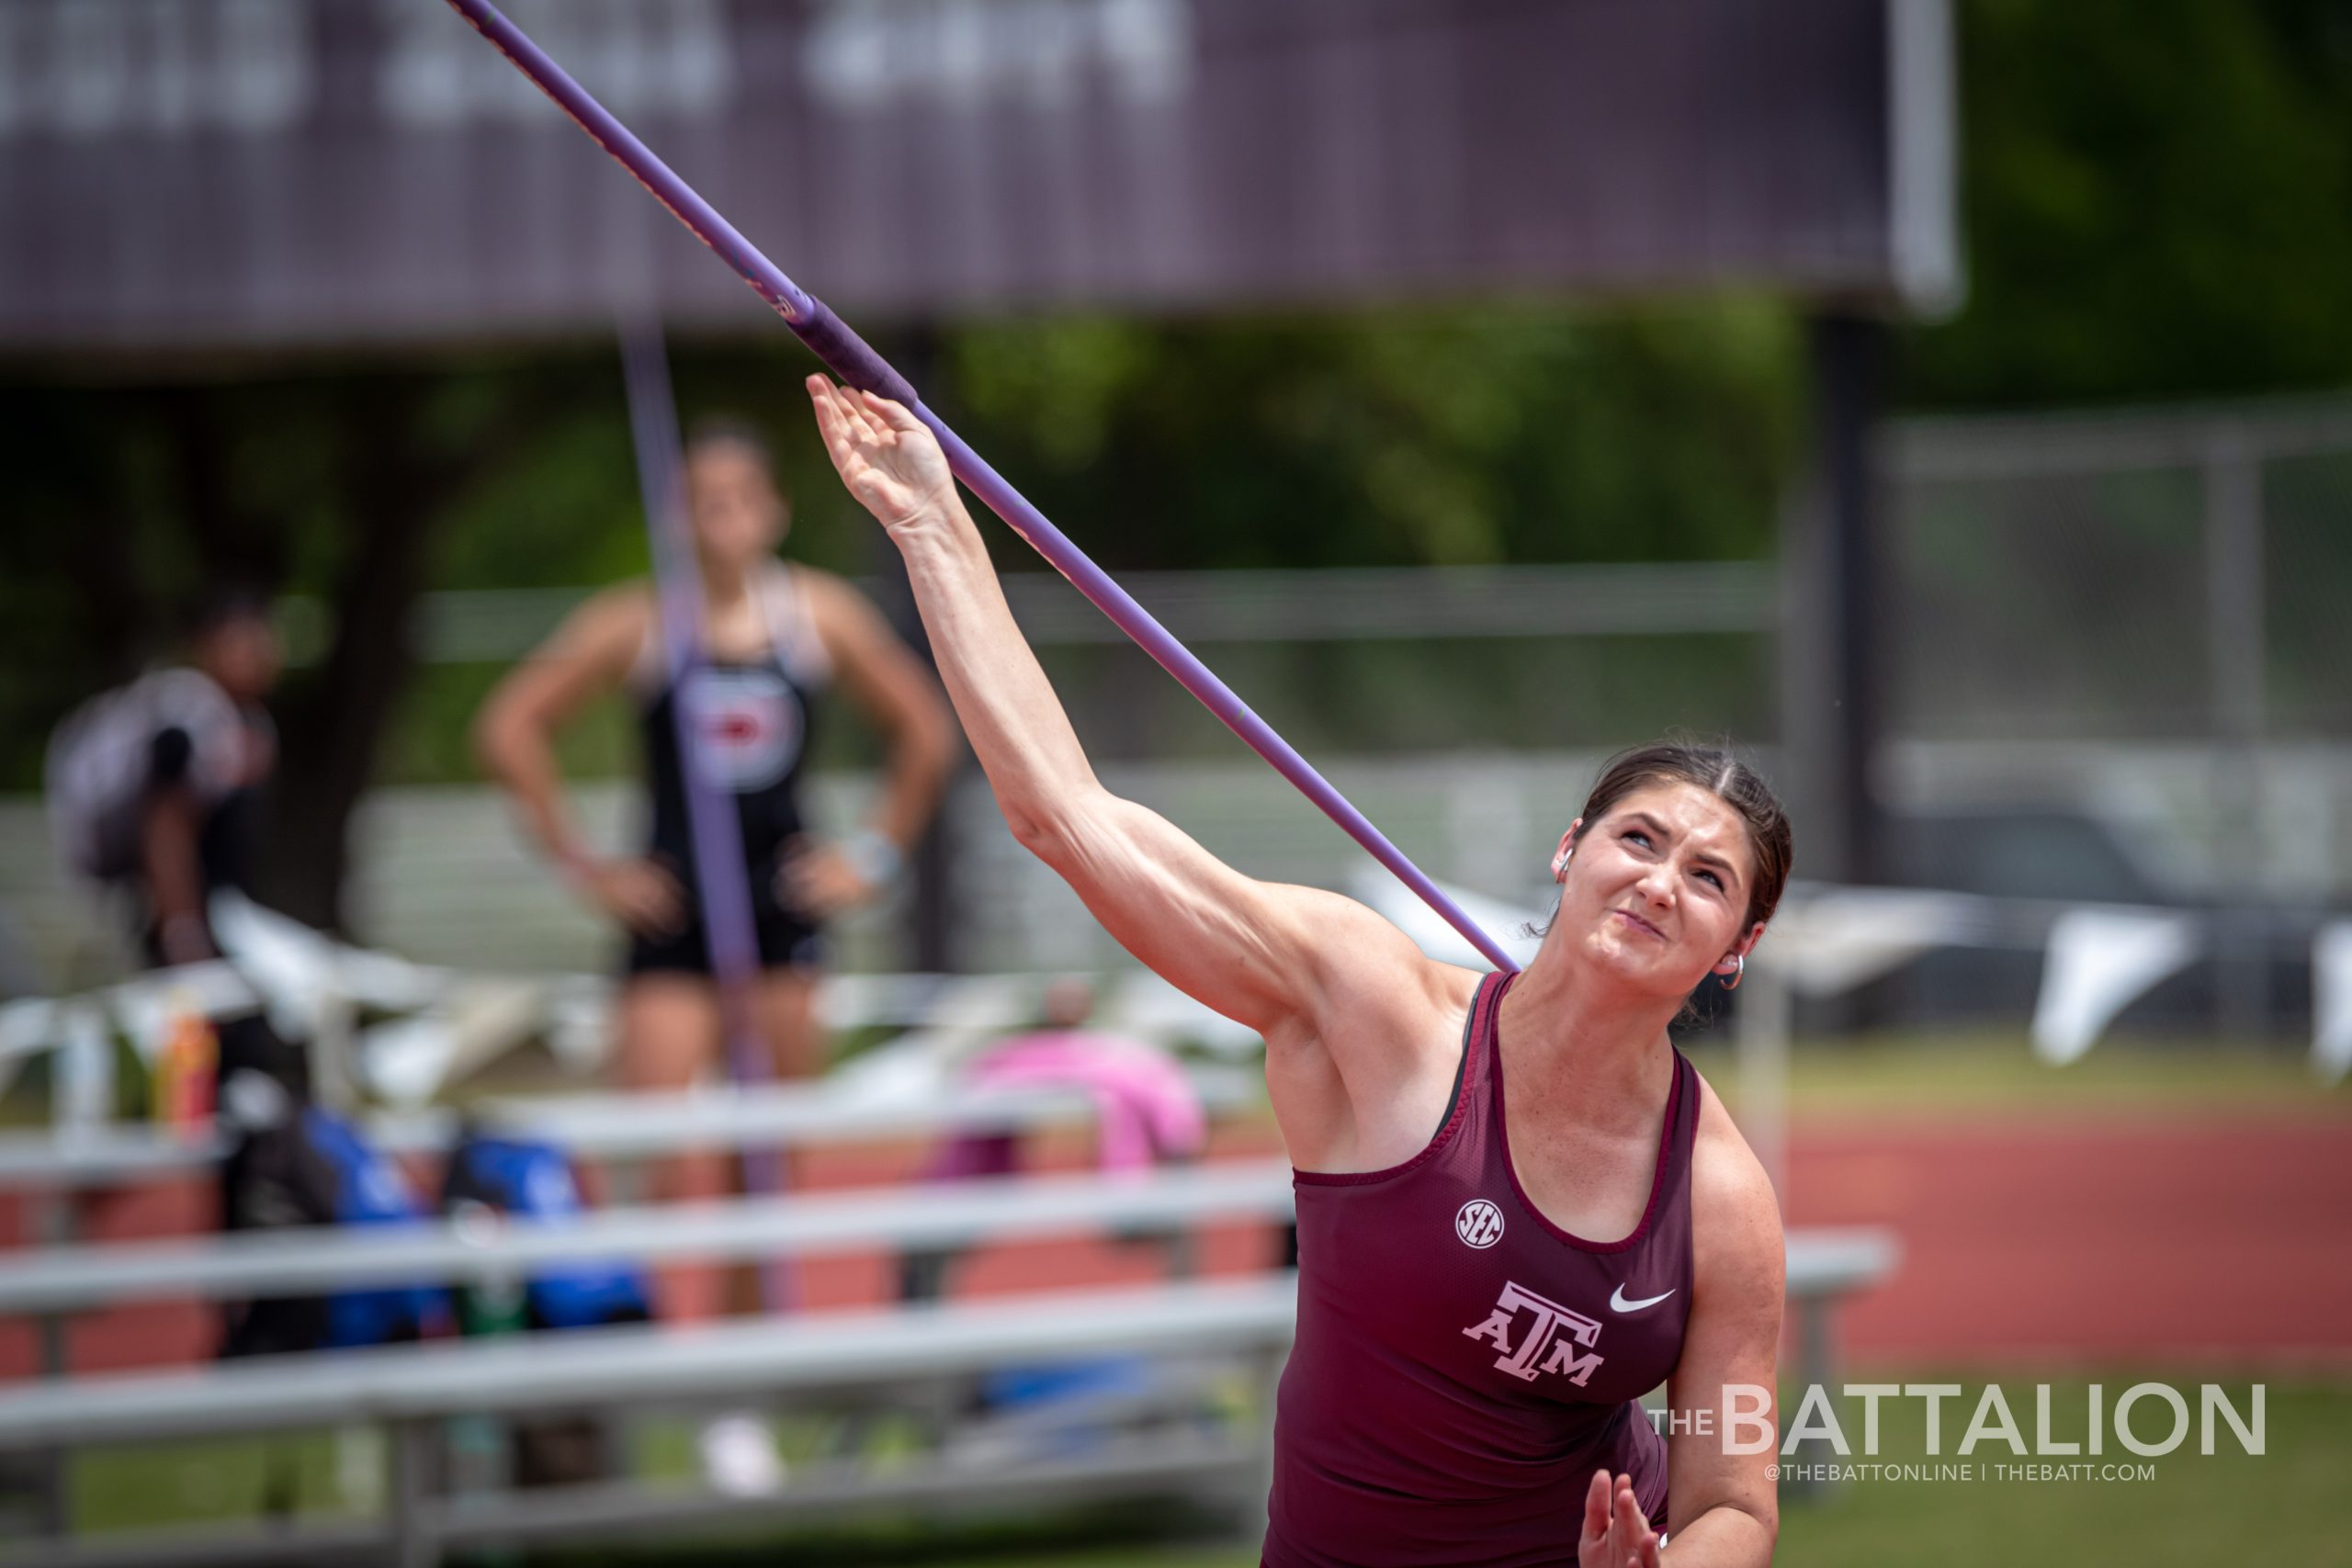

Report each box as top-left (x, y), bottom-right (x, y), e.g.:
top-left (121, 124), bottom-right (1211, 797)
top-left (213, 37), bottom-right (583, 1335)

top-left (1882, 399), bottom-right (2352, 913)
top-left (1886, 398), bottom-right (2352, 743)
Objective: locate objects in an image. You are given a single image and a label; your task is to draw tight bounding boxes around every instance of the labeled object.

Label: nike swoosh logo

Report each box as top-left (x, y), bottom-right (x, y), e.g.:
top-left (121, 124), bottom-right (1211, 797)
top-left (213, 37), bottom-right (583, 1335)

top-left (1610, 1285), bottom-right (1676, 1313)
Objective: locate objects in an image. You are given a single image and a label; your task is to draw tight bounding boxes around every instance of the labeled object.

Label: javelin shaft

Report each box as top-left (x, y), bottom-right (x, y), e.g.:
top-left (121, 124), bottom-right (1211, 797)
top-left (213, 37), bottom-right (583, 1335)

top-left (443, 0), bottom-right (1520, 976)
top-left (618, 324), bottom-right (765, 1057)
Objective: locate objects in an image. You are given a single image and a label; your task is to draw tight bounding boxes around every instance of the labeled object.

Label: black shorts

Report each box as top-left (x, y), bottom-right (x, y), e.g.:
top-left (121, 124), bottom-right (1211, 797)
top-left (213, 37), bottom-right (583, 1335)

top-left (623, 907), bottom-right (828, 977)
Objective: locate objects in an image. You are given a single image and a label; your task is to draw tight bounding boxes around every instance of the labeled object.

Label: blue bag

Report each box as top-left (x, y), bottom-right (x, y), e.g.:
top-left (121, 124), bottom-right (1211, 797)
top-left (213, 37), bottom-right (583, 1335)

top-left (301, 1107), bottom-right (450, 1348)
top-left (441, 1133), bottom-right (652, 1330)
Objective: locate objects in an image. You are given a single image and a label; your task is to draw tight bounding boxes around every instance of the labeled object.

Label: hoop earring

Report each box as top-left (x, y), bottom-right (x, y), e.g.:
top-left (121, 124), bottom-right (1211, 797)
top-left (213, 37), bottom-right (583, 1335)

top-left (1719, 953), bottom-right (1745, 991)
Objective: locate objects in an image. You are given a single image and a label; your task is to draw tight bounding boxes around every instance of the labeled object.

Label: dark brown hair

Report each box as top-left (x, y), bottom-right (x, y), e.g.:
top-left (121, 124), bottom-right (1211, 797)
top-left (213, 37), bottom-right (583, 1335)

top-left (684, 414), bottom-right (782, 487)
top-left (1570, 737), bottom-right (1793, 929)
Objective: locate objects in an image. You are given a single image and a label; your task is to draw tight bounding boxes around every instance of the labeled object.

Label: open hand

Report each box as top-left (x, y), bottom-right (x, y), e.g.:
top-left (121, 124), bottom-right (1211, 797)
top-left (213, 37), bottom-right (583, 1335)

top-left (573, 855), bottom-right (686, 938)
top-left (1579, 1470), bottom-right (1663, 1568)
top-left (774, 836), bottom-right (879, 919)
top-left (806, 375), bottom-right (957, 533)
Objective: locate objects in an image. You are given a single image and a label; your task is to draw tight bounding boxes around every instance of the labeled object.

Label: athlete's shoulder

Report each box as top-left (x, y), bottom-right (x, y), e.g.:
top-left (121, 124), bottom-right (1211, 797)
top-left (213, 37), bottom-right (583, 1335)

top-left (784, 562), bottom-right (862, 613)
top-left (1686, 1068), bottom-right (1785, 1292)
top-left (528, 580), bottom-right (655, 672)
top-left (787, 563), bottom-right (895, 648)
top-left (570, 579), bottom-right (659, 635)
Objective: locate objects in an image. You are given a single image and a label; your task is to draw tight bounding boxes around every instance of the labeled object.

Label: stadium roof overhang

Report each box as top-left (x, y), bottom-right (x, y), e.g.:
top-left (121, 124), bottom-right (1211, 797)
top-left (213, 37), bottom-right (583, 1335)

top-left (0, 0), bottom-right (1960, 357)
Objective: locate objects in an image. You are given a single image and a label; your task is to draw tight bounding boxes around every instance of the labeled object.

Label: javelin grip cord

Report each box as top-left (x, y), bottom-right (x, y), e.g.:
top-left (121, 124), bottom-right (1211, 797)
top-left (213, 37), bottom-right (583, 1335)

top-left (443, 0), bottom-right (1519, 975)
top-left (794, 299), bottom-right (922, 410)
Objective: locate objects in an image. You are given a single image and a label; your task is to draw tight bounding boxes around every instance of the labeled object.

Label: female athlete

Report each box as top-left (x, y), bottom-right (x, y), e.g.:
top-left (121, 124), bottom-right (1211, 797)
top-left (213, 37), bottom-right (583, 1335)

top-left (808, 377), bottom-right (1787, 1568)
top-left (476, 419), bottom-right (954, 1220)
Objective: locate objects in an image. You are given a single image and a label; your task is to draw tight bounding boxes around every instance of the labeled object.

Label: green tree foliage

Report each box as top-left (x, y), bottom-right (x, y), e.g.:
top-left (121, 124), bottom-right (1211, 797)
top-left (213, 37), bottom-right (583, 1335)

top-left (1905, 0), bottom-right (2352, 405)
top-left (939, 301), bottom-right (1799, 570)
top-left (0, 361), bottom-right (607, 924)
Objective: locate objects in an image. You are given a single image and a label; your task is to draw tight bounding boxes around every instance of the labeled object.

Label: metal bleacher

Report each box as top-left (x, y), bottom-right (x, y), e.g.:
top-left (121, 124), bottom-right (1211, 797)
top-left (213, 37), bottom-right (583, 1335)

top-left (0, 898), bottom-right (1898, 1566)
top-left (0, 1276), bottom-right (1301, 1568)
top-left (0, 1162), bottom-right (1894, 1568)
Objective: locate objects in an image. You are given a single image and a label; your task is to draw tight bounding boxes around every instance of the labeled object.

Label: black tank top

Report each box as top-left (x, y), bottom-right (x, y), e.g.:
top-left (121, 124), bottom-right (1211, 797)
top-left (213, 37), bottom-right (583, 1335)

top-left (634, 565), bottom-right (831, 884)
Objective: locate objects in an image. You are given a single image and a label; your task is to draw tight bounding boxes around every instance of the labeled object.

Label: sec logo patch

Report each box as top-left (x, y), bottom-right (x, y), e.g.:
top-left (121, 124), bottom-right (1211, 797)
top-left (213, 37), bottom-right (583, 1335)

top-left (1455, 1199), bottom-right (1505, 1249)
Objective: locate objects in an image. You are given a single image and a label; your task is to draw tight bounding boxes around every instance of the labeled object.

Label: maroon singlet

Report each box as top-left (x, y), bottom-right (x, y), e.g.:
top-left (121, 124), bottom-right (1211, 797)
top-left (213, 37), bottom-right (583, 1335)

top-left (1264, 971), bottom-right (1699, 1566)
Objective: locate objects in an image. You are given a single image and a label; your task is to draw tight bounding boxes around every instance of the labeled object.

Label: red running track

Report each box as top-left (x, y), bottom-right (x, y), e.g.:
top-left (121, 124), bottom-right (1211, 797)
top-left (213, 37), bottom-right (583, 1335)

top-left (1783, 1111), bottom-right (2352, 1366)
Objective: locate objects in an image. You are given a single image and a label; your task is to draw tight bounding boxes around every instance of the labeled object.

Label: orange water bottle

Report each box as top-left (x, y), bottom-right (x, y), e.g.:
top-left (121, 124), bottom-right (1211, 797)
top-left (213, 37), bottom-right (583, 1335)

top-left (154, 1007), bottom-right (218, 1140)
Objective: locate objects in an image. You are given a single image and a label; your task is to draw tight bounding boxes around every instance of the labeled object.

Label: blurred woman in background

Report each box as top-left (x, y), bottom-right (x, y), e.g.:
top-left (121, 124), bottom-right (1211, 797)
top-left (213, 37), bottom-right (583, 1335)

top-left (475, 417), bottom-right (954, 1269)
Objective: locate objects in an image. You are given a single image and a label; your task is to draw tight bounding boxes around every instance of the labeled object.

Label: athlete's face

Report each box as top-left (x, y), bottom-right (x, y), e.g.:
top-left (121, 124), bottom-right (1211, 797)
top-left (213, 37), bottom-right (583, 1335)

top-left (1548, 782), bottom-right (1761, 1001)
top-left (686, 441), bottom-right (788, 572)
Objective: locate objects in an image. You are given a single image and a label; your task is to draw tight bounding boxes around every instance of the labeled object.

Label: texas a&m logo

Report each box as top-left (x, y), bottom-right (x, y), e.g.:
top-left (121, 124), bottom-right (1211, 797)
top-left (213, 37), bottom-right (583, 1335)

top-left (1462, 1280), bottom-right (1607, 1385)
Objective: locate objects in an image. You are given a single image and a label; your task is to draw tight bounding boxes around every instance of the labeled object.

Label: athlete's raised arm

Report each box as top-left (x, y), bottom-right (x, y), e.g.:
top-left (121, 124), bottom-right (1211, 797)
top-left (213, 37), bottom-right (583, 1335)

top-left (806, 377), bottom-right (1463, 1159)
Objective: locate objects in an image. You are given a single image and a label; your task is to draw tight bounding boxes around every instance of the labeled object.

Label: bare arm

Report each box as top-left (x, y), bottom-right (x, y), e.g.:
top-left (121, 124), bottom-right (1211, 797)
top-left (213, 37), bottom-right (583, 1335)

top-left (140, 784), bottom-right (212, 964)
top-left (1660, 1085), bottom-right (1785, 1565)
top-left (472, 587), bottom-right (644, 869)
top-left (472, 587), bottom-right (684, 933)
top-left (804, 378), bottom-right (1453, 1095)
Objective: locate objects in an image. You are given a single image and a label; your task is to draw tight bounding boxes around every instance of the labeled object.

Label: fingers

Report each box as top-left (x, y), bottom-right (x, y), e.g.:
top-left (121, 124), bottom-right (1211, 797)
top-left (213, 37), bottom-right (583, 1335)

top-left (807, 371), bottom-right (899, 434)
top-left (775, 840), bottom-right (863, 918)
top-left (616, 859), bottom-right (684, 936)
top-left (646, 859), bottom-right (684, 913)
top-left (846, 389), bottom-right (896, 446)
top-left (617, 889), bottom-right (674, 938)
top-left (807, 374), bottom-right (912, 481)
top-left (774, 841), bottom-right (814, 911)
top-left (1611, 1475), bottom-right (1653, 1567)
top-left (1581, 1468), bottom-right (1612, 1544)
top-left (632, 875), bottom-right (685, 937)
top-left (858, 386), bottom-right (926, 433)
top-left (806, 375), bottom-right (856, 469)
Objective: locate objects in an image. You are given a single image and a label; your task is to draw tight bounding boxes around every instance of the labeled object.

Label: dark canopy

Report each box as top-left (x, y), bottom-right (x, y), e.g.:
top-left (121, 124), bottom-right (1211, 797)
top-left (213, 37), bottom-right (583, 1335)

top-left (0, 0), bottom-right (1954, 351)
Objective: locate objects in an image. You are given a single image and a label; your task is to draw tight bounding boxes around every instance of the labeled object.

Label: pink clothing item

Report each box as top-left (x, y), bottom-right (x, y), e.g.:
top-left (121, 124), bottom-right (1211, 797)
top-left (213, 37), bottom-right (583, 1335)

top-left (932, 1031), bottom-right (1207, 1180)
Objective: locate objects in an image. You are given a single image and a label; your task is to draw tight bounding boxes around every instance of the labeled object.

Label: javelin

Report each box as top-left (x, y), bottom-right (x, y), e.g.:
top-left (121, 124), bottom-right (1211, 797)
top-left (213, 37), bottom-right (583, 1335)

top-left (441, 0), bottom-right (1520, 975)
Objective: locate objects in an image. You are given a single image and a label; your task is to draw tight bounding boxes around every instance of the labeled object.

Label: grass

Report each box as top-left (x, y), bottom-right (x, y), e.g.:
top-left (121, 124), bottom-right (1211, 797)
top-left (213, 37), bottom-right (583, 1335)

top-left (1771, 1372), bottom-right (2352, 1568)
top-left (63, 1430), bottom-right (349, 1534)
top-left (1680, 1031), bottom-right (2351, 1122)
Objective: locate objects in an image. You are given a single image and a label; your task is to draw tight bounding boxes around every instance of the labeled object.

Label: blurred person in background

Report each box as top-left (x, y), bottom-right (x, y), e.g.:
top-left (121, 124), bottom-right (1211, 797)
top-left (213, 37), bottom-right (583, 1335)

top-left (810, 379), bottom-right (1786, 1567)
top-left (899, 976), bottom-right (1211, 1465)
top-left (473, 415), bottom-right (954, 1280)
top-left (45, 583), bottom-right (303, 1101)
top-left (138, 589), bottom-right (283, 970)
top-left (45, 585), bottom-right (284, 973)
top-left (46, 586), bottom-right (325, 1359)
top-left (900, 976), bottom-right (1207, 1302)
